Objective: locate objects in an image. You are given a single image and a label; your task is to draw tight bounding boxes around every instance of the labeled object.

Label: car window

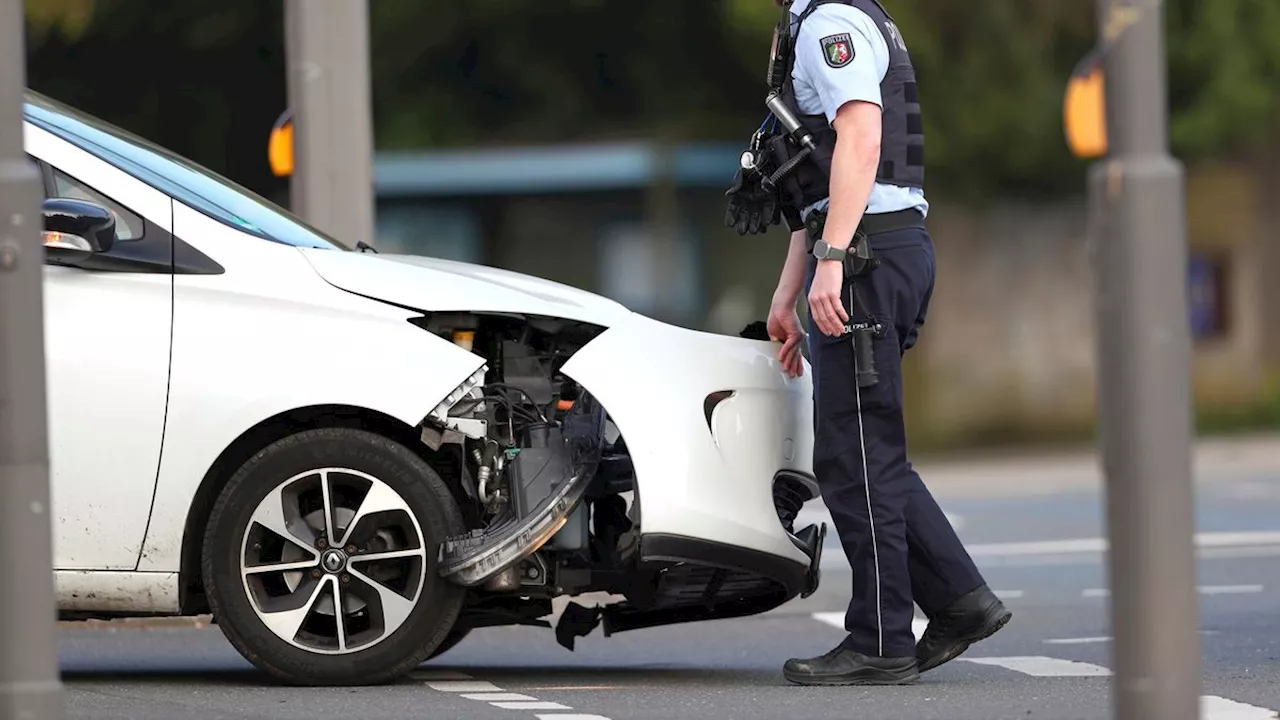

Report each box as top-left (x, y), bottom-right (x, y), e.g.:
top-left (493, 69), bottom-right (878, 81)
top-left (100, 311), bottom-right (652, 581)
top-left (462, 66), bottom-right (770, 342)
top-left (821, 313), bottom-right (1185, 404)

top-left (50, 168), bottom-right (144, 241)
top-left (24, 92), bottom-right (349, 252)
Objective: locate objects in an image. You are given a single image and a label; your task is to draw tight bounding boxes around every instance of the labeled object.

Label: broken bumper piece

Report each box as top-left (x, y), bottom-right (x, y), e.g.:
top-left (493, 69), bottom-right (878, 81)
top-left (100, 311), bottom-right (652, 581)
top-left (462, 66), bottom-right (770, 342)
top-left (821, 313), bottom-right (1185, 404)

top-left (437, 458), bottom-right (600, 587)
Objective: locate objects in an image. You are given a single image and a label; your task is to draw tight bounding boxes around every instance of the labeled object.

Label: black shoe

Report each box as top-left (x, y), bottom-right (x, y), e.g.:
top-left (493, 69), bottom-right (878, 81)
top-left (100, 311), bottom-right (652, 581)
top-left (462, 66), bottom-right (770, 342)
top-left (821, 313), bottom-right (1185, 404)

top-left (915, 585), bottom-right (1012, 672)
top-left (783, 642), bottom-right (920, 686)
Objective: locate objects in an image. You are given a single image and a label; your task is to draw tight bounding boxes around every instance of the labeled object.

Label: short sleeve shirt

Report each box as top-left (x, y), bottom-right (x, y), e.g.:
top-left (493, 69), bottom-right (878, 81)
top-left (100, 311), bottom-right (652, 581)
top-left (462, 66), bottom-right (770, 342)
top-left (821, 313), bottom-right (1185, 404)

top-left (787, 0), bottom-right (928, 217)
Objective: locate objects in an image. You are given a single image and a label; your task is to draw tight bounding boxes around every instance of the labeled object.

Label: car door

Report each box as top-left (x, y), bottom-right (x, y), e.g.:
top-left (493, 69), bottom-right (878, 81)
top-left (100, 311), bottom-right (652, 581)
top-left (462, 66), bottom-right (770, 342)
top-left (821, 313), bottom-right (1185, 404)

top-left (24, 121), bottom-right (174, 571)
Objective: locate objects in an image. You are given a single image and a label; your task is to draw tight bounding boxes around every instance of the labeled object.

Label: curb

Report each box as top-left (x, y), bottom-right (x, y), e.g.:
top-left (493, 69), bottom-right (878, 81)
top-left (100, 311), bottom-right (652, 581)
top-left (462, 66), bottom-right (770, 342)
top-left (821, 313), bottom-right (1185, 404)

top-left (60, 614), bottom-right (214, 631)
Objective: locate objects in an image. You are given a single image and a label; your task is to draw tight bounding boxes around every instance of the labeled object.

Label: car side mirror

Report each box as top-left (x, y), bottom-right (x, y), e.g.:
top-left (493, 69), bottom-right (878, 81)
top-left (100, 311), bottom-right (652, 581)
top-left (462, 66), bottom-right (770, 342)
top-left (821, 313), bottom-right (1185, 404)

top-left (42, 197), bottom-right (115, 265)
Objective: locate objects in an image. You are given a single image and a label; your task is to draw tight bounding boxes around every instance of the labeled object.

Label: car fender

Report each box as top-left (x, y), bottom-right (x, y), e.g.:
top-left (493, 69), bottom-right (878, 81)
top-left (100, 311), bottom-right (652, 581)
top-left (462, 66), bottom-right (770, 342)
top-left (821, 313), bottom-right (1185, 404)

top-left (136, 205), bottom-right (485, 572)
top-left (560, 313), bottom-right (816, 564)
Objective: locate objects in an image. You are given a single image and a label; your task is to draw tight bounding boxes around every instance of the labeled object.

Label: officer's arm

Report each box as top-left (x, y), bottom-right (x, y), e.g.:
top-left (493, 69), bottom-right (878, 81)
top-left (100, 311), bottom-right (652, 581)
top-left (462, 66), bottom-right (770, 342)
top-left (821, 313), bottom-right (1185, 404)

top-left (821, 103), bottom-right (882, 254)
top-left (772, 228), bottom-right (810, 309)
top-left (796, 11), bottom-right (886, 252)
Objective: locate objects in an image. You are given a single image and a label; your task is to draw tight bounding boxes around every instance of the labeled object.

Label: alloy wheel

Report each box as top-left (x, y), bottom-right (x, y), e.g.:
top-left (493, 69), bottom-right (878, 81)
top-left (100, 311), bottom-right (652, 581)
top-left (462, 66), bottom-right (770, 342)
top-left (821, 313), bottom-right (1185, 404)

top-left (239, 467), bottom-right (429, 655)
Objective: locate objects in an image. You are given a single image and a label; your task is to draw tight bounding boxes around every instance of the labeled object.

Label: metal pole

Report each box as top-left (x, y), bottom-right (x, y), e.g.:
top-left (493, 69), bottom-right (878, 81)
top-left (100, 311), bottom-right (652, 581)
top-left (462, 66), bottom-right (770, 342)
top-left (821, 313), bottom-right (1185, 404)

top-left (284, 0), bottom-right (376, 248)
top-left (1088, 1), bottom-right (1201, 718)
top-left (0, 0), bottom-right (64, 717)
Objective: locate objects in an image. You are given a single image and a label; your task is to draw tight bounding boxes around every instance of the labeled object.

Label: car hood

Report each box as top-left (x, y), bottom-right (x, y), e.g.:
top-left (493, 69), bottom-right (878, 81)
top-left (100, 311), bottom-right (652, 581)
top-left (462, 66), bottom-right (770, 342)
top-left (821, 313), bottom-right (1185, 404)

top-left (299, 248), bottom-right (635, 327)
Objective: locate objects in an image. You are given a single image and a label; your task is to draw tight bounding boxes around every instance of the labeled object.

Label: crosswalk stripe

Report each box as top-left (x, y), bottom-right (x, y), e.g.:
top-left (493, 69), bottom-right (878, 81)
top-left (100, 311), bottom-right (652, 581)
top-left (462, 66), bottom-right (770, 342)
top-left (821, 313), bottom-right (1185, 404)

top-left (960, 656), bottom-right (1111, 677)
top-left (492, 701), bottom-right (574, 710)
top-left (424, 680), bottom-right (504, 692)
top-left (1201, 695), bottom-right (1279, 719)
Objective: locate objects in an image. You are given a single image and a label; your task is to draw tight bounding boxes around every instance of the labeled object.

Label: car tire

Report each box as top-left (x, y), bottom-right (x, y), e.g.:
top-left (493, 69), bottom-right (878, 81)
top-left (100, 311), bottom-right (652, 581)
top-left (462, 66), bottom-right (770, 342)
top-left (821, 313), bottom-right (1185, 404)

top-left (426, 623), bottom-right (471, 660)
top-left (201, 427), bottom-right (466, 686)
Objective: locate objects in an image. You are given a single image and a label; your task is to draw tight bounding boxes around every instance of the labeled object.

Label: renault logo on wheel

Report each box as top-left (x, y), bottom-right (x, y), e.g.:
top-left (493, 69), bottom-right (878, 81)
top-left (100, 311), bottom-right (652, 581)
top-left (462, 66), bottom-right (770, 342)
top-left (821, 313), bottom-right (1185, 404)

top-left (321, 549), bottom-right (347, 574)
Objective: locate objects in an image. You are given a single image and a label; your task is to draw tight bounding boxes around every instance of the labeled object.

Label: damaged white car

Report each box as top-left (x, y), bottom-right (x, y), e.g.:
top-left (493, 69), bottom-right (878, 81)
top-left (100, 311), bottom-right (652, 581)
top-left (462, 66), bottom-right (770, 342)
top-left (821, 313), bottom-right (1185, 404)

top-left (25, 91), bottom-right (826, 686)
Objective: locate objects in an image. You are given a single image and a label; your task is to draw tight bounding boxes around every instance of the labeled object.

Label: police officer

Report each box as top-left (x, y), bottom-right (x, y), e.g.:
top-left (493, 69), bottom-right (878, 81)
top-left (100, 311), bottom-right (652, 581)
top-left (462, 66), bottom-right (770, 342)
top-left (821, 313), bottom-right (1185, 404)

top-left (754, 0), bottom-right (1013, 685)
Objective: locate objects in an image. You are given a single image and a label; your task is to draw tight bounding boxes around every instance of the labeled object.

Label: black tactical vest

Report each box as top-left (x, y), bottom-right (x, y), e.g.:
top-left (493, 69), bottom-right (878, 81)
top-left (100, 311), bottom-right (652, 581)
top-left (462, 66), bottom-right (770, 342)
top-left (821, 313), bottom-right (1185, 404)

top-left (777, 0), bottom-right (925, 209)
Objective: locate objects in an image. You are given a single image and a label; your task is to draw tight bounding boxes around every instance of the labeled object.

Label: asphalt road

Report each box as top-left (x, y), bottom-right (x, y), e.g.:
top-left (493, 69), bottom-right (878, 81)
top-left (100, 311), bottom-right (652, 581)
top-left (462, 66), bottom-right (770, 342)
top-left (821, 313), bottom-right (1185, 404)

top-left (59, 438), bottom-right (1280, 720)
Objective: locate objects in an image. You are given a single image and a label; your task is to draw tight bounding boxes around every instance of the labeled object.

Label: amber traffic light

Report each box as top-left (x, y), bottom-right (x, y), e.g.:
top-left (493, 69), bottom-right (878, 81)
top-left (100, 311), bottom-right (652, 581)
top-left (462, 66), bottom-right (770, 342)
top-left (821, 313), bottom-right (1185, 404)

top-left (268, 109), bottom-right (294, 177)
top-left (1064, 51), bottom-right (1108, 159)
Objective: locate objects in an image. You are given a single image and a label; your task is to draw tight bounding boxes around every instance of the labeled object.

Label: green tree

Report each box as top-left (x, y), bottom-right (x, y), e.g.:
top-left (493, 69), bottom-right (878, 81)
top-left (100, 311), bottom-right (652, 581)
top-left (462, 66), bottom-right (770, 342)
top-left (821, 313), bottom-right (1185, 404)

top-left (21, 0), bottom-right (1280, 201)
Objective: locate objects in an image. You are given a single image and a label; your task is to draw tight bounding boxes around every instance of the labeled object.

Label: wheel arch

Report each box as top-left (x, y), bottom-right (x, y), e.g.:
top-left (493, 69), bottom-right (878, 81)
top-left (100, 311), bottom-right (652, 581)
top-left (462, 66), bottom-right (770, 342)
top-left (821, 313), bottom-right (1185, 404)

top-left (176, 403), bottom-right (463, 616)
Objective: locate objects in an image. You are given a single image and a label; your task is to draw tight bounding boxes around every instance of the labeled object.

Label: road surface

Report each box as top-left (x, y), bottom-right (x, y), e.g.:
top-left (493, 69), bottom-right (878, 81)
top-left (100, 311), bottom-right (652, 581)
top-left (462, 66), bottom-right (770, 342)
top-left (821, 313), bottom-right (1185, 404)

top-left (60, 434), bottom-right (1280, 719)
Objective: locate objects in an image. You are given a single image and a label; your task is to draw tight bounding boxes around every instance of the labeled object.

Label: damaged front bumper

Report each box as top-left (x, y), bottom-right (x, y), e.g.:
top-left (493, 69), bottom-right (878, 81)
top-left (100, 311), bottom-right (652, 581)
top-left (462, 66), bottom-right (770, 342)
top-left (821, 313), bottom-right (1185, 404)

top-left (550, 521), bottom-right (827, 651)
top-left (436, 393), bottom-right (608, 587)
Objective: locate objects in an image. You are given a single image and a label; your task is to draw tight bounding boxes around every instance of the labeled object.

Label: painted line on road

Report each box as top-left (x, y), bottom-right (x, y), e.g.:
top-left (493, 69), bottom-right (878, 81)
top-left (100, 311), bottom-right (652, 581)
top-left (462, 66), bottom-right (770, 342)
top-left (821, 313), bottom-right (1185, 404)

top-left (424, 680), bottom-right (504, 692)
top-left (821, 531), bottom-right (1280, 569)
top-left (1200, 584), bottom-right (1264, 595)
top-left (1045, 630), bottom-right (1219, 645)
top-left (961, 656), bottom-right (1111, 676)
top-left (967, 531), bottom-right (1280, 558)
top-left (493, 701), bottom-right (574, 710)
top-left (808, 615), bottom-right (1274, 715)
top-left (461, 693), bottom-right (540, 701)
top-left (1201, 695), bottom-right (1280, 719)
top-left (1083, 585), bottom-right (1264, 598)
top-left (415, 668), bottom-right (613, 719)
top-left (1044, 636), bottom-right (1111, 645)
top-left (812, 612), bottom-right (927, 641)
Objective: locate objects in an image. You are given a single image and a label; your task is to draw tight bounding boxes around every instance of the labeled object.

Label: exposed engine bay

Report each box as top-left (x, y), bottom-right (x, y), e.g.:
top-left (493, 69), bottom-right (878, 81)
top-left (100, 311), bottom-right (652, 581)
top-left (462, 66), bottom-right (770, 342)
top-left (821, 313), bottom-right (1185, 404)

top-left (413, 313), bottom-right (644, 636)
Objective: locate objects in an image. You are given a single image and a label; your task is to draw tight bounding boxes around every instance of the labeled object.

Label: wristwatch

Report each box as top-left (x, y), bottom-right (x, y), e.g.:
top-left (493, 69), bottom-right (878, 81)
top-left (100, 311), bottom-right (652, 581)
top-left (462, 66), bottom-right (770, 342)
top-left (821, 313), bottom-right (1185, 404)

top-left (812, 239), bottom-right (847, 262)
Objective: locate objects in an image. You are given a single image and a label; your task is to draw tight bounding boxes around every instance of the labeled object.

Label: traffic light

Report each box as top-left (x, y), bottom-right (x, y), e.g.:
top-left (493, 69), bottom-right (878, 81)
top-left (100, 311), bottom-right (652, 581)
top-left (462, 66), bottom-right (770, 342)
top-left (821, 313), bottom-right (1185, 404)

top-left (268, 109), bottom-right (294, 177)
top-left (1064, 49), bottom-right (1107, 159)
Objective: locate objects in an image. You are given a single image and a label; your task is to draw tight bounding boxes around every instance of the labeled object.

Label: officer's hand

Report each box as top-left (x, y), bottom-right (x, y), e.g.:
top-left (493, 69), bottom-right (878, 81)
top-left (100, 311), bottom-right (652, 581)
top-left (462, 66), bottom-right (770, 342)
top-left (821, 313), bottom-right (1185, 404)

top-left (808, 260), bottom-right (849, 337)
top-left (768, 300), bottom-right (806, 378)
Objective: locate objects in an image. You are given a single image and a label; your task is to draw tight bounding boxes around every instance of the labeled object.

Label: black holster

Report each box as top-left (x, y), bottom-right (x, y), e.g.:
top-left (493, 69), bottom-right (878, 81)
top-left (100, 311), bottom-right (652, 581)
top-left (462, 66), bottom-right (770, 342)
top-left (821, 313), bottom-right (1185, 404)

top-left (804, 211), bottom-right (879, 278)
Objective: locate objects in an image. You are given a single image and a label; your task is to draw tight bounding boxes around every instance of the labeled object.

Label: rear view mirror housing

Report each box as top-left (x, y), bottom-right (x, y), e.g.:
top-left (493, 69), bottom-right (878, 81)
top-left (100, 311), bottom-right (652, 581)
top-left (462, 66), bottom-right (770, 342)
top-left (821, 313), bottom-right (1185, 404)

top-left (42, 197), bottom-right (115, 265)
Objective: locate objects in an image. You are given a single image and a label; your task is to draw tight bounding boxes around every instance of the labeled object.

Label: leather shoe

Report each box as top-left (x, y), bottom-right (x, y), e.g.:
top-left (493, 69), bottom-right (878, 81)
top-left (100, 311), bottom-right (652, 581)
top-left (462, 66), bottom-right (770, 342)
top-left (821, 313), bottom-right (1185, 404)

top-left (915, 585), bottom-right (1012, 672)
top-left (783, 642), bottom-right (919, 686)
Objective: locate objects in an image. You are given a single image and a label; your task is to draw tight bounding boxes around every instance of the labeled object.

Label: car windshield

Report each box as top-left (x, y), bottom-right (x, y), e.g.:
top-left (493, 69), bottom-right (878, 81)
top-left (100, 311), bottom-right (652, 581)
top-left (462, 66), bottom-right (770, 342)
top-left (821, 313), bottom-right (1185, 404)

top-left (22, 91), bottom-right (350, 251)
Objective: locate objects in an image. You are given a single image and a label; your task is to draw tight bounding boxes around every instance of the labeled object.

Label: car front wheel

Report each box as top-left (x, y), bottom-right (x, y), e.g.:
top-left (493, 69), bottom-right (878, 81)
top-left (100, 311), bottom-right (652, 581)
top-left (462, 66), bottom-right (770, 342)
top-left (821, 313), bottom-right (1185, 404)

top-left (201, 427), bottom-right (466, 686)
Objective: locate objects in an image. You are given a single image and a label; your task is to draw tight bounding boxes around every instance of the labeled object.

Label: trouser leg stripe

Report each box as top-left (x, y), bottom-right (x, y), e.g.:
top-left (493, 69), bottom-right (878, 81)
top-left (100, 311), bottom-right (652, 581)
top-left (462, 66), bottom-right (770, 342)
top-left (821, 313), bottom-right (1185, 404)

top-left (850, 284), bottom-right (883, 656)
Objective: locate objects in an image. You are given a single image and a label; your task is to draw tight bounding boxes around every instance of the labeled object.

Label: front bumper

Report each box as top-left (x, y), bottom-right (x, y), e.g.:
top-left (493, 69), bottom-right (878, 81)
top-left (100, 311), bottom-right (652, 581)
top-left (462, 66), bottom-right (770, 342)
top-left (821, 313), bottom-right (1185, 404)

top-left (559, 312), bottom-right (821, 581)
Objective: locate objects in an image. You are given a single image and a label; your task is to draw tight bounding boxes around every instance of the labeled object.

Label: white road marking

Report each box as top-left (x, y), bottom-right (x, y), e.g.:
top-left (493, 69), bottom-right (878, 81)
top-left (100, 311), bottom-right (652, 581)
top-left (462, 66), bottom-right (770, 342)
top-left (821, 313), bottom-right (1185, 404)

top-left (1044, 636), bottom-right (1111, 645)
top-left (811, 612), bottom-right (927, 641)
top-left (965, 531), bottom-right (1280, 558)
top-left (945, 512), bottom-right (965, 531)
top-left (416, 667), bottom-right (615, 718)
top-left (812, 614), bottom-right (1271, 715)
top-left (1200, 584), bottom-right (1264, 595)
top-left (1046, 630), bottom-right (1219, 645)
top-left (822, 531), bottom-right (1280, 569)
top-left (492, 701), bottom-right (574, 710)
top-left (1084, 585), bottom-right (1264, 598)
top-left (425, 680), bottom-right (504, 692)
top-left (995, 590), bottom-right (1025, 599)
top-left (1201, 695), bottom-right (1280, 719)
top-left (961, 656), bottom-right (1112, 677)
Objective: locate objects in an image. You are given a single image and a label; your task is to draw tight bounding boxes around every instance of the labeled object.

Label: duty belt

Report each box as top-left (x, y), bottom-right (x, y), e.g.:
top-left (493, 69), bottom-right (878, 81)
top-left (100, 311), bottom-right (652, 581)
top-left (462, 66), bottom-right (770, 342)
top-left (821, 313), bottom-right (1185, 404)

top-left (804, 208), bottom-right (925, 252)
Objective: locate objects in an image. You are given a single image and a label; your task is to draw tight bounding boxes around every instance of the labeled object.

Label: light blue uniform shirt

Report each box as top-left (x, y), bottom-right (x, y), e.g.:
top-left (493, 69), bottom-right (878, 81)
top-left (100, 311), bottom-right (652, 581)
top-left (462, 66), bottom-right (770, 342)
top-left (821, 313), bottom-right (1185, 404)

top-left (788, 0), bottom-right (928, 218)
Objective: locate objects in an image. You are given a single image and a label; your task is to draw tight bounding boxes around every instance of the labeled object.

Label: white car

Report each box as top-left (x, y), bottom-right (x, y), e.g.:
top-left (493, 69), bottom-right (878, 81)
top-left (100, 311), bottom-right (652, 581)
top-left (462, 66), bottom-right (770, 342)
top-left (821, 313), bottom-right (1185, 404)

top-left (24, 91), bottom-right (825, 686)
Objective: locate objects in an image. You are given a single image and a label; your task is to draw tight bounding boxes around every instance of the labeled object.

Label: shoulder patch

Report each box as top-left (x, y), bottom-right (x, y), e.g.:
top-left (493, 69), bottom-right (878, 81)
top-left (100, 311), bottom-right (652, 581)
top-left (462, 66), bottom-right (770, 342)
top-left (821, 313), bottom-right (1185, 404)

top-left (820, 33), bottom-right (854, 68)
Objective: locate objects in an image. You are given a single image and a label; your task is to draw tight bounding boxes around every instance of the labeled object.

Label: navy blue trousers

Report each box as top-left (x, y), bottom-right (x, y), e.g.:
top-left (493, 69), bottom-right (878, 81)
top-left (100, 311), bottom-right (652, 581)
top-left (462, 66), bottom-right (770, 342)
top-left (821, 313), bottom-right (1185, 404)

top-left (805, 225), bottom-right (985, 659)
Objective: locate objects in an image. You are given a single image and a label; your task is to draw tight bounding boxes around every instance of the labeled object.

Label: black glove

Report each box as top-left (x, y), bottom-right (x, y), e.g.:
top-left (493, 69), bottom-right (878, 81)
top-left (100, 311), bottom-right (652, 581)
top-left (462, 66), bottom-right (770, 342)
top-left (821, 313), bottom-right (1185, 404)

top-left (724, 168), bottom-right (780, 236)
